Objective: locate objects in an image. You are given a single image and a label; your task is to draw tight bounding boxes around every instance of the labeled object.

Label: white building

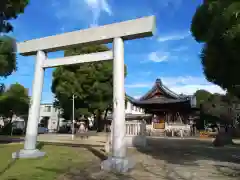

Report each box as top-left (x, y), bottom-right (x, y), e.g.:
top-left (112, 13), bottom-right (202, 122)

top-left (38, 103), bottom-right (65, 132)
top-left (106, 95), bottom-right (147, 120)
top-left (125, 98), bottom-right (145, 115)
top-left (0, 115), bottom-right (25, 128)
top-left (0, 96), bottom-right (146, 132)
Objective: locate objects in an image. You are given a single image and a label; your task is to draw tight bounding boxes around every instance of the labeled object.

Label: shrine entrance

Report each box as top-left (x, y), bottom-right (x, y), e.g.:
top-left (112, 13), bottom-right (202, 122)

top-left (12, 16), bottom-right (156, 173)
top-left (132, 79), bottom-right (198, 136)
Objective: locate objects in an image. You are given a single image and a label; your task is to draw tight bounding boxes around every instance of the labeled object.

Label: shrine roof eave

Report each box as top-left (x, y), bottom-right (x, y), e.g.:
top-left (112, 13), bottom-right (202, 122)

top-left (132, 98), bottom-right (190, 105)
top-left (139, 79), bottom-right (180, 101)
top-left (126, 94), bottom-right (135, 103)
top-left (106, 113), bottom-right (152, 120)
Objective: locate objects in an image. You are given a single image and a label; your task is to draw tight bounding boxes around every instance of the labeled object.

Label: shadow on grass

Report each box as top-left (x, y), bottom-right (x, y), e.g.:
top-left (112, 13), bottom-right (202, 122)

top-left (38, 141), bottom-right (107, 160)
top-left (35, 142), bottom-right (134, 180)
top-left (0, 159), bottom-right (17, 177)
top-left (0, 139), bottom-right (26, 177)
top-left (0, 142), bottom-right (47, 178)
top-left (133, 137), bottom-right (240, 179)
top-left (36, 142), bottom-right (45, 150)
top-left (0, 136), bottom-right (24, 144)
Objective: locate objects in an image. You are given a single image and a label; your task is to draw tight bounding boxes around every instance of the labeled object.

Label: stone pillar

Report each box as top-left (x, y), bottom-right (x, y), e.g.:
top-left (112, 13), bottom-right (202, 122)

top-left (12, 51), bottom-right (46, 159)
top-left (101, 38), bottom-right (134, 172)
top-left (112, 37), bottom-right (126, 158)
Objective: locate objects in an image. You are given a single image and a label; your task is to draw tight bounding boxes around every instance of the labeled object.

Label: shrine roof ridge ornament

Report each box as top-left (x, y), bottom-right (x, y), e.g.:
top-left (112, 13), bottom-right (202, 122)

top-left (17, 15), bottom-right (156, 56)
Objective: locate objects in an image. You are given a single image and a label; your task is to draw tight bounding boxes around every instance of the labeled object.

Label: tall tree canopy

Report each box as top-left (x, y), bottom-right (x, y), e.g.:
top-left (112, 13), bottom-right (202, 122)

top-left (194, 89), bottom-right (212, 108)
top-left (0, 0), bottom-right (29, 33)
top-left (191, 0), bottom-right (240, 97)
top-left (0, 36), bottom-right (16, 77)
top-left (0, 83), bottom-right (29, 120)
top-left (52, 44), bottom-right (127, 126)
top-left (195, 89), bottom-right (239, 126)
top-left (0, 0), bottom-right (29, 78)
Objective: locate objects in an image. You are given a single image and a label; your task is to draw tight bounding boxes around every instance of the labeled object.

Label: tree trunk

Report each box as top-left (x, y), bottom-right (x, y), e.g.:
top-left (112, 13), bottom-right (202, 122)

top-left (213, 126), bottom-right (234, 147)
top-left (95, 110), bottom-right (102, 132)
top-left (103, 108), bottom-right (109, 132)
top-left (56, 117), bottom-right (60, 132)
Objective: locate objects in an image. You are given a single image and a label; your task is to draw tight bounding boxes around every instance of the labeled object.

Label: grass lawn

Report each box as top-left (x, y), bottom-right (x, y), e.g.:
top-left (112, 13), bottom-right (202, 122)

top-left (0, 135), bottom-right (24, 139)
top-left (0, 142), bottom-right (101, 180)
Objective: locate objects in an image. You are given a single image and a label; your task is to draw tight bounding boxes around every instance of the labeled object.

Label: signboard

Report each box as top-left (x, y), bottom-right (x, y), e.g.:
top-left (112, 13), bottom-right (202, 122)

top-left (153, 119), bottom-right (165, 129)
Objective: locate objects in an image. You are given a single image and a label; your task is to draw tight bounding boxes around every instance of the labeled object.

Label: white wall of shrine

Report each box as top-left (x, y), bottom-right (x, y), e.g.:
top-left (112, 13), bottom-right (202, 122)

top-left (125, 101), bottom-right (145, 115)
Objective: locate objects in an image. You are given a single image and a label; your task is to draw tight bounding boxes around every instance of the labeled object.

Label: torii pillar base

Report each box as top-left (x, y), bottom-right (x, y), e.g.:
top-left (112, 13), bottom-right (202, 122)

top-left (12, 149), bottom-right (45, 159)
top-left (101, 157), bottom-right (135, 173)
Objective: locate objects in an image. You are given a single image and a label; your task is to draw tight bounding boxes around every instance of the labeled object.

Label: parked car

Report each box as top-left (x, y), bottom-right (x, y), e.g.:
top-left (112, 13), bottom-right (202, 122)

top-left (38, 124), bottom-right (48, 134)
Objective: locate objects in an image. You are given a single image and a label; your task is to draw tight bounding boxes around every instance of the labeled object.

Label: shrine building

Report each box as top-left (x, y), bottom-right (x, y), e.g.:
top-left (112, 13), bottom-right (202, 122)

top-left (131, 78), bottom-right (197, 136)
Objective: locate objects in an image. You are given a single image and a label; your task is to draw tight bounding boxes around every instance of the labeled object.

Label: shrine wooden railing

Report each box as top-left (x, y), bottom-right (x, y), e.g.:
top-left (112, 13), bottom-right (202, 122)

top-left (125, 120), bottom-right (146, 136)
top-left (165, 124), bottom-right (191, 137)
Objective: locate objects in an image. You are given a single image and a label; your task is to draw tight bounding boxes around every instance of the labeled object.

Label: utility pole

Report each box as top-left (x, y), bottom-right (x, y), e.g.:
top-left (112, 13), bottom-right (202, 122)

top-left (72, 94), bottom-right (75, 140)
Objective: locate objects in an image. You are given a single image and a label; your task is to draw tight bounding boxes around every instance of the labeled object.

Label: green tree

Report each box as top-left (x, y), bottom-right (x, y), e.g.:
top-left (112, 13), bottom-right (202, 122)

top-left (0, 0), bottom-right (29, 78)
top-left (191, 0), bottom-right (240, 98)
top-left (194, 89), bottom-right (212, 108)
top-left (0, 83), bottom-right (29, 120)
top-left (0, 83), bottom-right (5, 94)
top-left (0, 0), bottom-right (29, 33)
top-left (199, 91), bottom-right (238, 145)
top-left (52, 44), bottom-right (127, 131)
top-left (0, 36), bottom-right (16, 77)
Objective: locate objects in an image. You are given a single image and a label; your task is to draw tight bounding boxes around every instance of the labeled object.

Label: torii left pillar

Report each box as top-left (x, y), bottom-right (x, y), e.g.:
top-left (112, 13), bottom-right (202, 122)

top-left (12, 51), bottom-right (46, 158)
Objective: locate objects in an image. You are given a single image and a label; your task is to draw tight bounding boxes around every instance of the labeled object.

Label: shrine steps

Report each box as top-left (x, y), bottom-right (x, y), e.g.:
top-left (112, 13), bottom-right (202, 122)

top-left (150, 130), bottom-right (165, 137)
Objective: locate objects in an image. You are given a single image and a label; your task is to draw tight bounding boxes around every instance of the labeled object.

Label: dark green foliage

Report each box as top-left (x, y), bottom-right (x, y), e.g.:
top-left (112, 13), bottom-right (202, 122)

top-left (0, 83), bottom-right (5, 94)
top-left (191, 0), bottom-right (240, 97)
top-left (0, 83), bottom-right (29, 119)
top-left (52, 44), bottom-right (127, 125)
top-left (0, 0), bottom-right (29, 78)
top-left (0, 36), bottom-right (16, 77)
top-left (195, 89), bottom-right (239, 125)
top-left (0, 0), bottom-right (29, 33)
top-left (0, 83), bottom-right (29, 135)
top-left (194, 89), bottom-right (212, 108)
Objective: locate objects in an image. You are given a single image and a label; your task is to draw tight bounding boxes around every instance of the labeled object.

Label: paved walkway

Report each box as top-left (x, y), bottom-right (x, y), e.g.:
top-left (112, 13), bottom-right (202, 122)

top-left (1, 134), bottom-right (240, 179)
top-left (37, 133), bottom-right (107, 146)
top-left (1, 133), bottom-right (240, 143)
top-left (54, 138), bottom-right (240, 180)
top-left (127, 138), bottom-right (240, 180)
top-left (148, 136), bottom-right (240, 143)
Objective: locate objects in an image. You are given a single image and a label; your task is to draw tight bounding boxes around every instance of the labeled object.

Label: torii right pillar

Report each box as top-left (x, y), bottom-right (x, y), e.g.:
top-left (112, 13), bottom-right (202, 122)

top-left (101, 37), bottom-right (133, 172)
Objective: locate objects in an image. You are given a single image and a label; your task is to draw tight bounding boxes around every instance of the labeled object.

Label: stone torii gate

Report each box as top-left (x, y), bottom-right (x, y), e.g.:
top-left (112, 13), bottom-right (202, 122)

top-left (12, 16), bottom-right (156, 172)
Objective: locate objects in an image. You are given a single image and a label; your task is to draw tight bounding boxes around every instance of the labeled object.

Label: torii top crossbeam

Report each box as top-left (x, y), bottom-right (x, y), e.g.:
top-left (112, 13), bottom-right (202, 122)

top-left (17, 16), bottom-right (156, 56)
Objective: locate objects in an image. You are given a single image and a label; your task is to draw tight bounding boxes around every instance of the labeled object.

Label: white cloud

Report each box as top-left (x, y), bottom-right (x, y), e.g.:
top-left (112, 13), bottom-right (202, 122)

top-left (147, 32), bottom-right (191, 63)
top-left (170, 85), bottom-right (225, 95)
top-left (125, 83), bottom-right (152, 88)
top-left (126, 76), bottom-right (226, 96)
top-left (148, 51), bottom-right (169, 62)
top-left (161, 76), bottom-right (226, 95)
top-left (133, 95), bottom-right (142, 99)
top-left (52, 0), bottom-right (112, 27)
top-left (84, 0), bottom-right (112, 26)
top-left (158, 31), bottom-right (190, 42)
top-left (161, 76), bottom-right (207, 86)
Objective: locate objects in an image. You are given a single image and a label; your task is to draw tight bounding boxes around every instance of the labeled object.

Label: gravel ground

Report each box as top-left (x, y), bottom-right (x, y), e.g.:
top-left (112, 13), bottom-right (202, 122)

top-left (57, 138), bottom-right (240, 180)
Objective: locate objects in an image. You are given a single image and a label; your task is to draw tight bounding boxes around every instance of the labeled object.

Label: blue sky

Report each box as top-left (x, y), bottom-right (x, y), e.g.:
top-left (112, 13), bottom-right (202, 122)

top-left (2, 0), bottom-right (225, 103)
